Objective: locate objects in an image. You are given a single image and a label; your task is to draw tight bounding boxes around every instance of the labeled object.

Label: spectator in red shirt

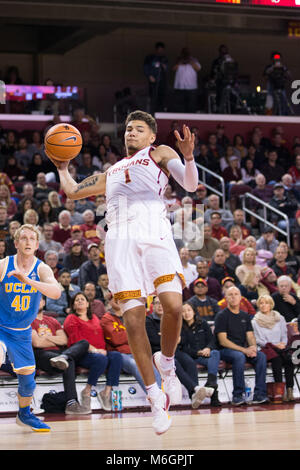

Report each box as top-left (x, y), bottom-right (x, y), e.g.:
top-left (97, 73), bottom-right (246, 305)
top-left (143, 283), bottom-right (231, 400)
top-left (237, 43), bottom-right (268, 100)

top-left (217, 277), bottom-right (256, 315)
top-left (63, 225), bottom-right (89, 256)
top-left (63, 292), bottom-right (122, 413)
top-left (53, 210), bottom-right (72, 244)
top-left (70, 108), bottom-right (93, 134)
top-left (229, 225), bottom-right (246, 256)
top-left (210, 212), bottom-right (228, 240)
top-left (32, 297), bottom-right (90, 415)
top-left (288, 154), bottom-right (300, 186)
top-left (80, 209), bottom-right (101, 245)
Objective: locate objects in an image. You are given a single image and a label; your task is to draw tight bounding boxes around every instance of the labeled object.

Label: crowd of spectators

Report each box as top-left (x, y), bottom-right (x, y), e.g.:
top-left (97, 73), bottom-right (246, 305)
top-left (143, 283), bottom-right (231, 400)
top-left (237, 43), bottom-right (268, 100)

top-left (0, 114), bottom-right (300, 412)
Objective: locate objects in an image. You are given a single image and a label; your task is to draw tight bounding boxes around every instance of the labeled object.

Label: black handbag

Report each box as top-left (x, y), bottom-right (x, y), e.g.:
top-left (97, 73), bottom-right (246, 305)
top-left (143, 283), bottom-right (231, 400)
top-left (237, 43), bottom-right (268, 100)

top-left (41, 391), bottom-right (67, 413)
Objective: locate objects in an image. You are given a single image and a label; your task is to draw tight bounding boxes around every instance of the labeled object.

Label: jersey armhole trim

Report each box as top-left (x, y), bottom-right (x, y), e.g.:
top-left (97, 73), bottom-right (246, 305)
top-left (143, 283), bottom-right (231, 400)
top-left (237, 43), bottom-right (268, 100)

top-left (148, 147), bottom-right (169, 179)
top-left (36, 260), bottom-right (44, 280)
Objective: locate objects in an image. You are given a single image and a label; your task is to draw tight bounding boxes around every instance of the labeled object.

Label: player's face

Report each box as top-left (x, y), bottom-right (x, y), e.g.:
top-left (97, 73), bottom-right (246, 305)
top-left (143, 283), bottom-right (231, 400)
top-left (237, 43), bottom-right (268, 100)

top-left (15, 228), bottom-right (39, 255)
top-left (124, 120), bottom-right (156, 155)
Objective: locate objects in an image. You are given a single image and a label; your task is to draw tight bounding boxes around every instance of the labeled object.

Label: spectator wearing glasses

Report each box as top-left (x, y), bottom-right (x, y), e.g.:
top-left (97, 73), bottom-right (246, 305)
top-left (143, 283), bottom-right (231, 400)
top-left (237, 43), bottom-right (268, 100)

top-left (210, 212), bottom-right (228, 241)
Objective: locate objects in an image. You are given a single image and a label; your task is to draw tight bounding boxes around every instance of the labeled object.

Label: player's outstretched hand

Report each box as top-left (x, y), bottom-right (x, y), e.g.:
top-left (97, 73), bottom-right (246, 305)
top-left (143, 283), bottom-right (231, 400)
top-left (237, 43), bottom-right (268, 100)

top-left (174, 124), bottom-right (195, 161)
top-left (7, 270), bottom-right (29, 284)
top-left (44, 148), bottom-right (69, 171)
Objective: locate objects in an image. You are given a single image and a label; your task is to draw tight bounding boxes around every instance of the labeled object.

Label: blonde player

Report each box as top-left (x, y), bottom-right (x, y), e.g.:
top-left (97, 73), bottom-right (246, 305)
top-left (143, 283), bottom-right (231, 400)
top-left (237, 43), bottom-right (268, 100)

top-left (0, 224), bottom-right (61, 432)
top-left (47, 110), bottom-right (199, 434)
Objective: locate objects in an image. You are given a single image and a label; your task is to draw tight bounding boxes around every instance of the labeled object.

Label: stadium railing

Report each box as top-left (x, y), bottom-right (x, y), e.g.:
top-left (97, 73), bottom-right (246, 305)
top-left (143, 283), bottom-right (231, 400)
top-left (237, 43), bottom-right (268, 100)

top-left (242, 192), bottom-right (290, 246)
top-left (196, 163), bottom-right (226, 210)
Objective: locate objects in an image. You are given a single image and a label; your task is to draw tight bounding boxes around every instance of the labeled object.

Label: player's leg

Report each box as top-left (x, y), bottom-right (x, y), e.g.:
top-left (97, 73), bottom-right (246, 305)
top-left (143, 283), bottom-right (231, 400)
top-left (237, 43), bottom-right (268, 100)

top-left (122, 301), bottom-right (156, 387)
top-left (0, 340), bottom-right (7, 367)
top-left (8, 329), bottom-right (51, 432)
top-left (159, 291), bottom-right (182, 357)
top-left (121, 299), bottom-right (171, 435)
top-left (152, 276), bottom-right (183, 405)
top-left (0, 328), bottom-right (8, 368)
top-left (16, 368), bottom-right (50, 432)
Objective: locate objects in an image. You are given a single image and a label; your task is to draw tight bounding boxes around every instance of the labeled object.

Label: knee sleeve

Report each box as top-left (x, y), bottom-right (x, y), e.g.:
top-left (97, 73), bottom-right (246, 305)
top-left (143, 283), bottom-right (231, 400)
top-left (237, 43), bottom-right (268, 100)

top-left (18, 371), bottom-right (36, 397)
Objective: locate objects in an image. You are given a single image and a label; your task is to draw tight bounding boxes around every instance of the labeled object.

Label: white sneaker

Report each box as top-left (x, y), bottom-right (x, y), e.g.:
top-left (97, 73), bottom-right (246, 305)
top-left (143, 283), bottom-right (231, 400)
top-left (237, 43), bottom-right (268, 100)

top-left (153, 351), bottom-right (182, 405)
top-left (0, 341), bottom-right (7, 366)
top-left (50, 355), bottom-right (69, 371)
top-left (191, 386), bottom-right (207, 409)
top-left (205, 386), bottom-right (215, 398)
top-left (148, 390), bottom-right (172, 435)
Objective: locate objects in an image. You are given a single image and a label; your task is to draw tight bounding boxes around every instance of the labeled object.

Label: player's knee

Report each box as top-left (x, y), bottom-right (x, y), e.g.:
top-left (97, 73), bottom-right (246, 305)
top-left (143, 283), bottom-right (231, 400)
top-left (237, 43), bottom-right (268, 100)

top-left (17, 371), bottom-right (36, 397)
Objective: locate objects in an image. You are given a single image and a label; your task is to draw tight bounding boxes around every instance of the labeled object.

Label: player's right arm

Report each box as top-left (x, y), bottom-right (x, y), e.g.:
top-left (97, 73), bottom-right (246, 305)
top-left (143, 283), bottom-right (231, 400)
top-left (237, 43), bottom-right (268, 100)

top-left (46, 155), bottom-right (106, 200)
top-left (0, 258), bottom-right (7, 282)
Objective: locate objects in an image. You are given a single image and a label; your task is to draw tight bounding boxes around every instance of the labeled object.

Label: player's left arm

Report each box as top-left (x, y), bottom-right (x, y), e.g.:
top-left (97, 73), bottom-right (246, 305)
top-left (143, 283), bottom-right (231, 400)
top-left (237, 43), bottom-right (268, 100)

top-left (8, 263), bottom-right (61, 299)
top-left (154, 125), bottom-right (199, 192)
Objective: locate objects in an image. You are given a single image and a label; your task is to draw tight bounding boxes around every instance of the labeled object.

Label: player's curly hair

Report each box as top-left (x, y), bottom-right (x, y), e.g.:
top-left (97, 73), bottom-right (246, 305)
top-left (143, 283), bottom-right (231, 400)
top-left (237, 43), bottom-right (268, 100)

top-left (125, 110), bottom-right (157, 135)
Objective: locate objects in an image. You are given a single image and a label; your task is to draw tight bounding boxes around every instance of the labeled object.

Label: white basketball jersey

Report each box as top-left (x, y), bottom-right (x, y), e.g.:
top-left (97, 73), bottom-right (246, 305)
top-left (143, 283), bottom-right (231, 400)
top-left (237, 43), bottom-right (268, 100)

top-left (105, 146), bottom-right (169, 229)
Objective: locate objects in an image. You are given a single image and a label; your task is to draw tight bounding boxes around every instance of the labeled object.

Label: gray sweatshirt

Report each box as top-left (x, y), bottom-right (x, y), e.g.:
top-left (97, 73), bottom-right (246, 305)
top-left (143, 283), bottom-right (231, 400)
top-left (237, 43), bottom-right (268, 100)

top-left (251, 313), bottom-right (287, 348)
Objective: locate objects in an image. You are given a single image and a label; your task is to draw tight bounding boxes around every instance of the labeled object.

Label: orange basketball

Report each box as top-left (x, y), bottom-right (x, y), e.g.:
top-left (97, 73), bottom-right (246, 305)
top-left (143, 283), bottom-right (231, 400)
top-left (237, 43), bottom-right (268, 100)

top-left (44, 123), bottom-right (82, 161)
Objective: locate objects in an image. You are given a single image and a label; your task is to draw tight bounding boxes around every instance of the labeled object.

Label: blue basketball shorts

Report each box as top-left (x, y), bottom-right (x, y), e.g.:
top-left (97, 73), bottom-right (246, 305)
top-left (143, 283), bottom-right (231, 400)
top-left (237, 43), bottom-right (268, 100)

top-left (0, 325), bottom-right (35, 373)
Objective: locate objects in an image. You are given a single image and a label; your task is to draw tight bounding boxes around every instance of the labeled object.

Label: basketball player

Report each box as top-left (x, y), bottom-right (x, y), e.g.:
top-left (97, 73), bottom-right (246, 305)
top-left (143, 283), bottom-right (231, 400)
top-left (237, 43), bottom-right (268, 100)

top-left (0, 224), bottom-right (61, 432)
top-left (47, 111), bottom-right (199, 434)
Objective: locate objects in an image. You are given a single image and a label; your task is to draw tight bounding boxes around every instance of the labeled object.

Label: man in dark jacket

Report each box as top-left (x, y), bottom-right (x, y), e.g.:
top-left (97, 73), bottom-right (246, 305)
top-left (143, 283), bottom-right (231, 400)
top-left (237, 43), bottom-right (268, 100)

top-left (208, 248), bottom-right (237, 284)
top-left (188, 260), bottom-right (222, 301)
top-left (269, 182), bottom-right (297, 231)
top-left (272, 275), bottom-right (300, 323)
top-left (143, 42), bottom-right (168, 114)
top-left (79, 243), bottom-right (106, 289)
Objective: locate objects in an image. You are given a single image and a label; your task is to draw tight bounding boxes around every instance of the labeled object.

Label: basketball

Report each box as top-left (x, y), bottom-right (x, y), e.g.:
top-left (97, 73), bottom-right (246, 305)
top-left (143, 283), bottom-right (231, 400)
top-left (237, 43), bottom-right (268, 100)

top-left (44, 123), bottom-right (82, 161)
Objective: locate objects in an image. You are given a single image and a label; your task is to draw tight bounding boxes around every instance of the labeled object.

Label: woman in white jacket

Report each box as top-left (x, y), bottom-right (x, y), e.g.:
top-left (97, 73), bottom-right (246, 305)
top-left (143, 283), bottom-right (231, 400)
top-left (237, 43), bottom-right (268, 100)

top-left (252, 294), bottom-right (295, 401)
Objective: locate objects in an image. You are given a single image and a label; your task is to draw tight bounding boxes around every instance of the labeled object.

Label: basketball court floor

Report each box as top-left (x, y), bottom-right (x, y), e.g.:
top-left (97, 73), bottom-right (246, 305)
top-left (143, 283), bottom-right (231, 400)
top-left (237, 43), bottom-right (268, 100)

top-left (1, 403), bottom-right (300, 450)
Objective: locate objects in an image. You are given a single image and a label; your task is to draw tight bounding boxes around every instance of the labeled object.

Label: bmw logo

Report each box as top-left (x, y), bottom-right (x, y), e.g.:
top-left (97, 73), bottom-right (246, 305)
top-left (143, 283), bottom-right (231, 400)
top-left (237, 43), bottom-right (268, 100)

top-left (128, 387), bottom-right (136, 395)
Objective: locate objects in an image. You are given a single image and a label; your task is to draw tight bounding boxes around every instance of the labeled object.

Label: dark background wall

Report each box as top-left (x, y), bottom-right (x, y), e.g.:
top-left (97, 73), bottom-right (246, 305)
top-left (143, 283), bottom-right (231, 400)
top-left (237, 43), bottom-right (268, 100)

top-left (0, 1), bottom-right (299, 120)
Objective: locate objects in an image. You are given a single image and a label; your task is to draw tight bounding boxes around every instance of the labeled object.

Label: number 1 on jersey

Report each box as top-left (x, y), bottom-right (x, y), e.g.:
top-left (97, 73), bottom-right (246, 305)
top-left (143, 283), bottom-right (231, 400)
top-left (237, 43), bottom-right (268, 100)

top-left (124, 169), bottom-right (131, 184)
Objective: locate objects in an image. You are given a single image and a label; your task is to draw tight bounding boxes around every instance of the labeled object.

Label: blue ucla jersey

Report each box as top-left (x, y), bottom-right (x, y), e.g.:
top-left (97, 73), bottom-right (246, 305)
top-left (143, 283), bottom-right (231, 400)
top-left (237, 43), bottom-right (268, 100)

top-left (0, 255), bottom-right (42, 329)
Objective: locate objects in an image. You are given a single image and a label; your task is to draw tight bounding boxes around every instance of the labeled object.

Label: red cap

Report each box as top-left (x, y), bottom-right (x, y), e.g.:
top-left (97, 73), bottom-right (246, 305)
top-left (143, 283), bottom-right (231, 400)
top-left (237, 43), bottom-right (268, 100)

top-left (71, 225), bottom-right (82, 232)
top-left (193, 278), bottom-right (207, 287)
top-left (221, 276), bottom-right (235, 286)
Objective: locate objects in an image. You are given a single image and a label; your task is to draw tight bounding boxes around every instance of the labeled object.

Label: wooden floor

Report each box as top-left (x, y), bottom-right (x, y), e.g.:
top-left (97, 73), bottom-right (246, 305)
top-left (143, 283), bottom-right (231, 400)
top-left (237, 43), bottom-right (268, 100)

top-left (1, 403), bottom-right (300, 450)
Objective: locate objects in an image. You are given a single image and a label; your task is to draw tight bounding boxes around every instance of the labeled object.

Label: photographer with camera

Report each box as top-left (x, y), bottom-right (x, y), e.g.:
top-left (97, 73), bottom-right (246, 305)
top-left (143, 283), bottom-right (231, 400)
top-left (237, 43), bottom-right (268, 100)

top-left (210, 45), bottom-right (242, 114)
top-left (263, 52), bottom-right (293, 116)
top-left (173, 47), bottom-right (201, 113)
